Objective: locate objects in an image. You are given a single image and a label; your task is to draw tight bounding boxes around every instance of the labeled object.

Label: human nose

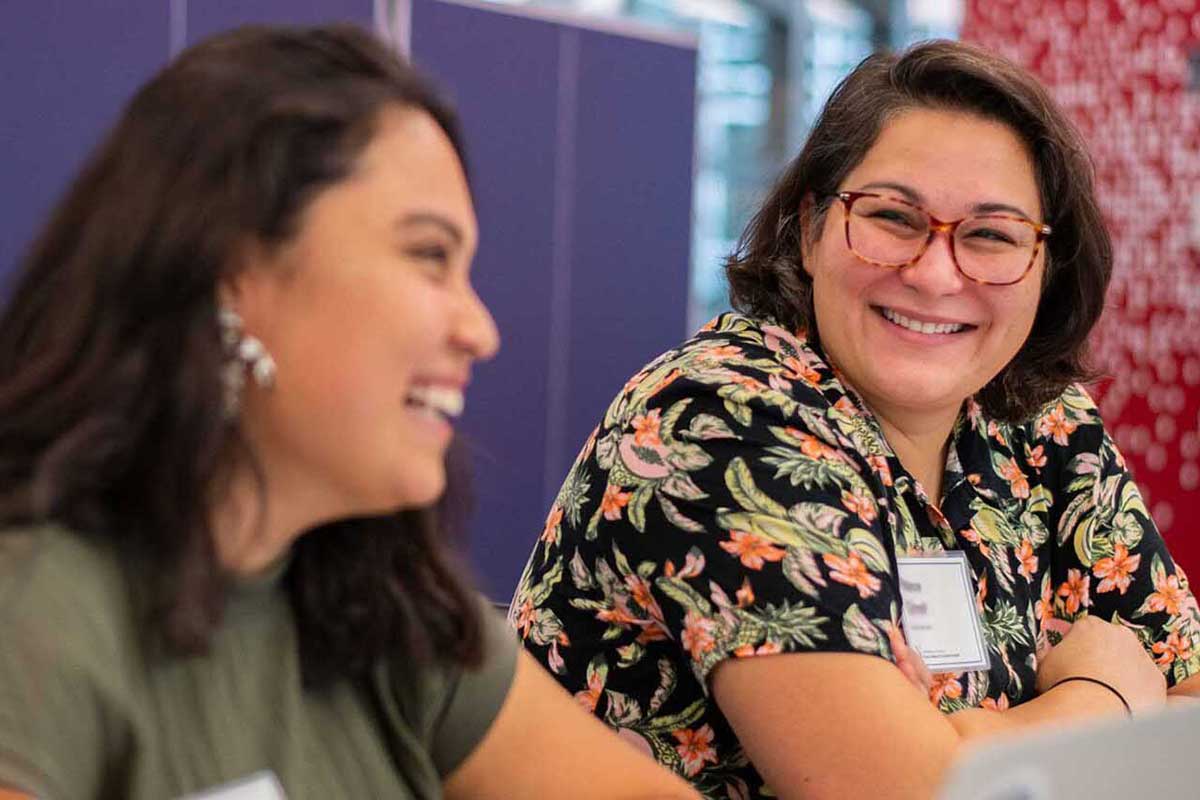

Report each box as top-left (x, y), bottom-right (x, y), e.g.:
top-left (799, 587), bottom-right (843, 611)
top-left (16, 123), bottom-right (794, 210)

top-left (452, 282), bottom-right (500, 362)
top-left (898, 223), bottom-right (965, 296)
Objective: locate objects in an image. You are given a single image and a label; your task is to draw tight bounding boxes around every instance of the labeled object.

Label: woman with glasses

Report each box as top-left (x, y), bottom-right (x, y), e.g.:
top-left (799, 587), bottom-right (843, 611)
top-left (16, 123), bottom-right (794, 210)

top-left (0, 24), bottom-right (698, 800)
top-left (511, 40), bottom-right (1200, 798)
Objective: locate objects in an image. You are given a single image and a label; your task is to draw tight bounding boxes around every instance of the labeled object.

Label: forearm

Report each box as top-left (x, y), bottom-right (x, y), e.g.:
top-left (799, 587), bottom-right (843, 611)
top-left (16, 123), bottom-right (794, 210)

top-left (947, 680), bottom-right (1131, 740)
top-left (1167, 672), bottom-right (1200, 698)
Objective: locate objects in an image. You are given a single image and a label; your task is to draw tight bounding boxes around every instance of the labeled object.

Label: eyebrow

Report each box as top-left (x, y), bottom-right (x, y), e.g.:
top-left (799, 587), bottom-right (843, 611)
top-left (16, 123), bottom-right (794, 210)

top-left (854, 181), bottom-right (1037, 221)
top-left (395, 212), bottom-right (464, 245)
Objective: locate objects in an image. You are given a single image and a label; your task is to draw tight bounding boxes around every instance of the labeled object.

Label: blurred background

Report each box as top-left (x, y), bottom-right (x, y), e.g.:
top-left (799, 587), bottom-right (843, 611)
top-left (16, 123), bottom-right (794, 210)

top-left (1, 0), bottom-right (1196, 598)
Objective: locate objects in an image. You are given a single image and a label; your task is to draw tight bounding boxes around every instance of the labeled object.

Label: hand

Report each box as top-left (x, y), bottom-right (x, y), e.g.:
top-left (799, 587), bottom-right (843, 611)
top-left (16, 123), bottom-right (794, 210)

top-left (1035, 616), bottom-right (1166, 714)
top-left (889, 623), bottom-right (932, 698)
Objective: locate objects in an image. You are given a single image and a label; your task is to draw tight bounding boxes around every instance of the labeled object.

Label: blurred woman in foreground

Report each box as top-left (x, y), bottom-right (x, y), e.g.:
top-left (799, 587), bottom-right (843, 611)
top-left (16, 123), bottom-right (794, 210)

top-left (0, 24), bottom-right (696, 800)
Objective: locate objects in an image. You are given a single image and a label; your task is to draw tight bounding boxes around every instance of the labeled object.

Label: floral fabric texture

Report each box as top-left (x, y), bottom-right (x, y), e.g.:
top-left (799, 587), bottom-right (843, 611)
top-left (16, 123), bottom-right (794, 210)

top-left (509, 313), bottom-right (1200, 798)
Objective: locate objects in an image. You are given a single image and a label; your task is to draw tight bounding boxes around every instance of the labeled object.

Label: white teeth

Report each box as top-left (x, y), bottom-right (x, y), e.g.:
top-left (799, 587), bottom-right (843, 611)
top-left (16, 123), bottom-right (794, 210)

top-left (880, 307), bottom-right (966, 335)
top-left (407, 385), bottom-right (465, 418)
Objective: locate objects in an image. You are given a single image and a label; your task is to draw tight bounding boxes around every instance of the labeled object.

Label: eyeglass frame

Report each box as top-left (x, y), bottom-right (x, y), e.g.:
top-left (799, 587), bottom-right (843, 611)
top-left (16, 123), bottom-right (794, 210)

top-left (827, 190), bottom-right (1053, 287)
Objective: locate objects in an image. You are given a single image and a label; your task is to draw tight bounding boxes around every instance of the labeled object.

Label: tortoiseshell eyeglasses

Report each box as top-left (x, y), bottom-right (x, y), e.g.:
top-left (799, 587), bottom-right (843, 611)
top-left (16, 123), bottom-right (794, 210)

top-left (830, 191), bottom-right (1052, 286)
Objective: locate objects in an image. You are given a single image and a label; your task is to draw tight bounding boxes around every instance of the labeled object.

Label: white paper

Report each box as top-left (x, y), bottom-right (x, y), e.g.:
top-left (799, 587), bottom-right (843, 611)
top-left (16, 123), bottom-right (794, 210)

top-left (897, 553), bottom-right (990, 672)
top-left (181, 772), bottom-right (288, 800)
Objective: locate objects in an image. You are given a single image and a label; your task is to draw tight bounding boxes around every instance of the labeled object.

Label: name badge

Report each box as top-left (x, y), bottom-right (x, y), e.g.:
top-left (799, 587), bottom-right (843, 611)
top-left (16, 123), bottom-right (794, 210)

top-left (181, 772), bottom-right (288, 800)
top-left (897, 552), bottom-right (990, 672)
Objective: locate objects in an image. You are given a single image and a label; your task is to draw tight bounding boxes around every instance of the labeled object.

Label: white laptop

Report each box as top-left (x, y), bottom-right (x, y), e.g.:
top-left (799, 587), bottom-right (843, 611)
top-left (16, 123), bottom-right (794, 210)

top-left (937, 703), bottom-right (1200, 800)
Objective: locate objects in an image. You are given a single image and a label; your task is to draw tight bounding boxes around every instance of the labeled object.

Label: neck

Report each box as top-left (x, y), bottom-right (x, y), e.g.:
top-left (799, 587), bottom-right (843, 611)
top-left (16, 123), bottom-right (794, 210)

top-left (866, 399), bottom-right (960, 505)
top-left (210, 462), bottom-right (303, 576)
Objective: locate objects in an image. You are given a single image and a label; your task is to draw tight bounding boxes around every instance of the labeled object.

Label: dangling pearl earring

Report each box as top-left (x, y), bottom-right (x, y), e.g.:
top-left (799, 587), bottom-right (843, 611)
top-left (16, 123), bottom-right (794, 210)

top-left (217, 306), bottom-right (276, 419)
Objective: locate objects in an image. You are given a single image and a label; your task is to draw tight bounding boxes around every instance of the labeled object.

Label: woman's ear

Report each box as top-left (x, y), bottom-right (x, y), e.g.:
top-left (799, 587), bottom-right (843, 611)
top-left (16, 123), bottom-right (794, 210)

top-left (216, 239), bottom-right (278, 329)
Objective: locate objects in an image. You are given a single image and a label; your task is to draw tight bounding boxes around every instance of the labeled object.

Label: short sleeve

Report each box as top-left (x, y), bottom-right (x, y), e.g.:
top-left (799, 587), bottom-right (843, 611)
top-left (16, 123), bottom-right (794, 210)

top-left (429, 600), bottom-right (519, 777)
top-left (583, 369), bottom-right (905, 688)
top-left (0, 536), bottom-right (115, 798)
top-left (1036, 387), bottom-right (1200, 687)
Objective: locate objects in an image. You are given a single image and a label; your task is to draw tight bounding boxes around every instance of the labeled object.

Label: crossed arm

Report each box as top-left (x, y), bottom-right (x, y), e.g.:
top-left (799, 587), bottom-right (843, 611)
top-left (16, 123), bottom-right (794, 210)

top-left (712, 617), bottom-right (1195, 800)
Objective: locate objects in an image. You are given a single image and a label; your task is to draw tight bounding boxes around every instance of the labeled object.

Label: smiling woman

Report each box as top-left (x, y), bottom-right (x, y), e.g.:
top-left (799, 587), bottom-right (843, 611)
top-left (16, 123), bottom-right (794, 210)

top-left (0, 23), bottom-right (696, 800)
top-left (510, 39), bottom-right (1200, 799)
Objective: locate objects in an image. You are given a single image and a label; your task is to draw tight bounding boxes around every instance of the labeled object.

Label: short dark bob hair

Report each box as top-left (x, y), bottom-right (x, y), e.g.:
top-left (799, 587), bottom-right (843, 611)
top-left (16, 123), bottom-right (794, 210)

top-left (0, 24), bottom-right (482, 684)
top-left (725, 39), bottom-right (1112, 422)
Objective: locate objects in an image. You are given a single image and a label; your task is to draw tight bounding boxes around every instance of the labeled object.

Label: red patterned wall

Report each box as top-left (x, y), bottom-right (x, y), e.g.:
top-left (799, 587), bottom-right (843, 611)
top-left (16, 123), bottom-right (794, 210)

top-left (962, 0), bottom-right (1200, 574)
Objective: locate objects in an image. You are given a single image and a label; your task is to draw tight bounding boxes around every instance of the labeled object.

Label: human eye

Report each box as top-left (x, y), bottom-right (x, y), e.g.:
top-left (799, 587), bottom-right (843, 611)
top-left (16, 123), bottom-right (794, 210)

top-left (404, 241), bottom-right (453, 277)
top-left (961, 219), bottom-right (1025, 248)
top-left (866, 207), bottom-right (918, 227)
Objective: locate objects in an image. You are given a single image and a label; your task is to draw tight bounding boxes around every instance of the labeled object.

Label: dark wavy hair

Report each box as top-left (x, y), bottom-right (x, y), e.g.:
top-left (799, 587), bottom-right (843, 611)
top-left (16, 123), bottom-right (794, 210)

top-left (725, 40), bottom-right (1112, 421)
top-left (0, 24), bottom-right (482, 684)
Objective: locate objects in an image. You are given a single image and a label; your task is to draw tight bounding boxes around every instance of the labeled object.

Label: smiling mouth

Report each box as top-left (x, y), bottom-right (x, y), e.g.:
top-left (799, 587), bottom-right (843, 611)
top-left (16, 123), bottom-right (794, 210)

top-left (876, 306), bottom-right (975, 336)
top-left (405, 385), bottom-right (465, 419)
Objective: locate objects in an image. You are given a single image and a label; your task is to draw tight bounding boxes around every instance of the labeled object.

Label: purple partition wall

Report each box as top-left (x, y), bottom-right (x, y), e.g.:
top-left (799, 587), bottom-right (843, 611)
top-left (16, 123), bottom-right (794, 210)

top-left (411, 0), bottom-right (697, 599)
top-left (0, 1), bottom-right (171, 300)
top-left (408, 1), bottom-right (562, 599)
top-left (185, 0), bottom-right (373, 43)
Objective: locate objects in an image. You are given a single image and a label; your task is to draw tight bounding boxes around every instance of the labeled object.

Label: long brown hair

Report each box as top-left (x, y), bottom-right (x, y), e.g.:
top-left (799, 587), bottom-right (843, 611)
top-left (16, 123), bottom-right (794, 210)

top-left (725, 40), bottom-right (1112, 421)
top-left (0, 24), bottom-right (482, 684)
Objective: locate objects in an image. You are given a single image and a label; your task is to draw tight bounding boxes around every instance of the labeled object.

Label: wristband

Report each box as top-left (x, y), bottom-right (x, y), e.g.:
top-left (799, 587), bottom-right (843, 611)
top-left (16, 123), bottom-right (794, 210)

top-left (1048, 676), bottom-right (1132, 716)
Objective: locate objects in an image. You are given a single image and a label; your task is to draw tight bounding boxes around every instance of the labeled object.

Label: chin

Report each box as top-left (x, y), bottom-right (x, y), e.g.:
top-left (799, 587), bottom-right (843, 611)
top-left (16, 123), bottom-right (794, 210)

top-left (392, 473), bottom-right (448, 511)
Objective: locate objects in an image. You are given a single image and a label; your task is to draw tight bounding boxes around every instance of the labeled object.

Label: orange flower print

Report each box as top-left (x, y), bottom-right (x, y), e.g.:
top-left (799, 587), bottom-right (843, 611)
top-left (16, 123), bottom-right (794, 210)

top-left (625, 574), bottom-right (655, 609)
top-left (959, 524), bottom-right (989, 558)
top-left (1093, 544), bottom-right (1141, 596)
top-left (929, 673), bottom-right (963, 705)
top-left (782, 355), bottom-right (822, 387)
top-left (997, 456), bottom-right (1030, 499)
top-left (540, 504), bottom-right (563, 545)
top-left (632, 409), bottom-right (663, 447)
top-left (1026, 444), bottom-right (1047, 469)
top-left (735, 577), bottom-right (755, 607)
top-left (1152, 631), bottom-right (1194, 668)
top-left (1037, 402), bottom-right (1077, 446)
top-left (834, 396), bottom-right (858, 416)
top-left (796, 430), bottom-right (837, 461)
top-left (601, 483), bottom-right (632, 521)
top-left (867, 454), bottom-right (894, 487)
top-left (649, 368), bottom-right (682, 397)
top-left (622, 367), bottom-right (655, 397)
top-left (681, 611), bottom-right (717, 661)
top-left (727, 372), bottom-right (766, 393)
top-left (596, 597), bottom-right (639, 627)
top-left (986, 420), bottom-right (1008, 447)
top-left (1035, 578), bottom-right (1054, 625)
top-left (1147, 572), bottom-right (1188, 616)
top-left (1057, 569), bottom-right (1091, 615)
top-left (734, 641), bottom-right (782, 657)
top-left (514, 598), bottom-right (536, 639)
top-left (673, 725), bottom-right (719, 777)
top-left (698, 344), bottom-right (743, 363)
top-left (841, 487), bottom-right (878, 523)
top-left (1016, 539), bottom-right (1038, 581)
top-left (720, 530), bottom-right (787, 570)
top-left (981, 693), bottom-right (1010, 712)
top-left (976, 573), bottom-right (988, 614)
top-left (575, 667), bottom-right (604, 713)
top-left (823, 551), bottom-right (882, 598)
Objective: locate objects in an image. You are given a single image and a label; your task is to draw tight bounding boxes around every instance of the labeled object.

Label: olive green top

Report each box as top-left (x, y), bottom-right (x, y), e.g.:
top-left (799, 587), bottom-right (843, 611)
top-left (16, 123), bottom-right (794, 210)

top-left (0, 525), bottom-right (517, 799)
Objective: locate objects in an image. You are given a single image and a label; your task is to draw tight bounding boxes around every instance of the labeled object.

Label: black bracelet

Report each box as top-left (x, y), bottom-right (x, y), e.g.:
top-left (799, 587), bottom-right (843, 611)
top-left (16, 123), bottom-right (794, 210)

top-left (1048, 676), bottom-right (1132, 716)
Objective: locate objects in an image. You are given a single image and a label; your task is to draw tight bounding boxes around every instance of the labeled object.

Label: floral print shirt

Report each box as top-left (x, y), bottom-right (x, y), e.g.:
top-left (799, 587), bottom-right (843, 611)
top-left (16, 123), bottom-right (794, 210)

top-left (509, 313), bottom-right (1200, 798)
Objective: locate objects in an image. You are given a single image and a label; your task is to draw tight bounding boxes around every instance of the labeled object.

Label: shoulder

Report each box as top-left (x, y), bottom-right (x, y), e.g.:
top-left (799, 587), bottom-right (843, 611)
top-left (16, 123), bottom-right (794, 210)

top-left (0, 523), bottom-right (140, 705)
top-left (607, 313), bottom-right (841, 435)
top-left (1019, 384), bottom-right (1105, 449)
top-left (0, 523), bottom-right (132, 638)
top-left (0, 525), bottom-right (137, 797)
